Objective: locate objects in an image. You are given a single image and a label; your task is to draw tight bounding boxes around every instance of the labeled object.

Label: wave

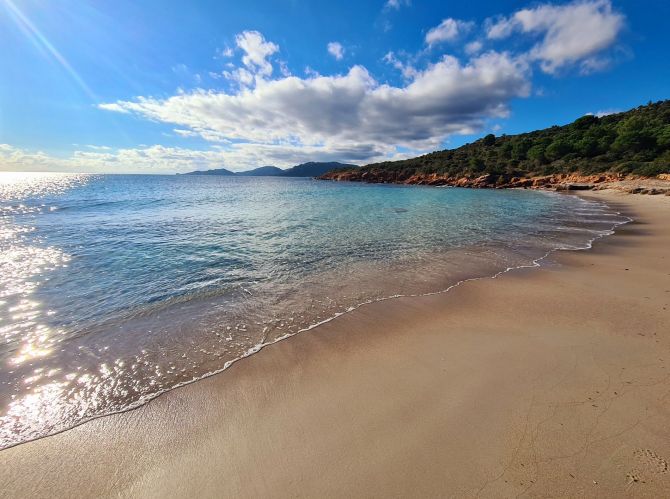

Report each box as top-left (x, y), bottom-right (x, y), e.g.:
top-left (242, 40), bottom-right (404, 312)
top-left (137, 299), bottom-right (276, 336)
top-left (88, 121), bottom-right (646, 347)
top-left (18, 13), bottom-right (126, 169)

top-left (0, 193), bottom-right (632, 450)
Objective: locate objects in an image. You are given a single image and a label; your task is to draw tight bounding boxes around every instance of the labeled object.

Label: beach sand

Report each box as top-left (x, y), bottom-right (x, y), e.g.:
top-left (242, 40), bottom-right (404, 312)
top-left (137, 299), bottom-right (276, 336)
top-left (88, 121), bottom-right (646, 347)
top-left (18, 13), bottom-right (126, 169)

top-left (1, 190), bottom-right (669, 498)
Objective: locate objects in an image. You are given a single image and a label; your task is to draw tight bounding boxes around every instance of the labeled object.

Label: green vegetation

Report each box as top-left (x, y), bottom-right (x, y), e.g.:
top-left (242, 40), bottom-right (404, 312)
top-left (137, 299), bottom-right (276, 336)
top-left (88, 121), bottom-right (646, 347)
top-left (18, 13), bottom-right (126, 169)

top-left (335, 100), bottom-right (670, 179)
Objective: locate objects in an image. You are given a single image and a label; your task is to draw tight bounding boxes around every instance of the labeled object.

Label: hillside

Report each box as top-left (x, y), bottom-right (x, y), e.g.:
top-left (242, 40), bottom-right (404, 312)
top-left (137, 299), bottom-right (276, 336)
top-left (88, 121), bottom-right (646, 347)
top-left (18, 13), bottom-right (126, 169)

top-left (236, 166), bottom-right (284, 176)
top-left (183, 167), bottom-right (236, 176)
top-left (281, 162), bottom-right (356, 177)
top-left (320, 100), bottom-right (670, 188)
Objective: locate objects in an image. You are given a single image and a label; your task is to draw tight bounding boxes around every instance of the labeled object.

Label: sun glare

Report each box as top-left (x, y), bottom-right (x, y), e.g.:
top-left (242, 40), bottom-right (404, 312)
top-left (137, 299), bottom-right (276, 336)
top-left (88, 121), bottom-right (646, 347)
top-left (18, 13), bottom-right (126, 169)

top-left (3, 0), bottom-right (97, 100)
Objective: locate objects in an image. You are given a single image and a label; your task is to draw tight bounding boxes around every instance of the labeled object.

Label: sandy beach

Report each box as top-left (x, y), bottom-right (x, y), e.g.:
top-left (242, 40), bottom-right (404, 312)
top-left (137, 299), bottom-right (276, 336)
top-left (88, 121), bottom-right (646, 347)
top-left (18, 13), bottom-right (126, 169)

top-left (1, 190), bottom-right (669, 498)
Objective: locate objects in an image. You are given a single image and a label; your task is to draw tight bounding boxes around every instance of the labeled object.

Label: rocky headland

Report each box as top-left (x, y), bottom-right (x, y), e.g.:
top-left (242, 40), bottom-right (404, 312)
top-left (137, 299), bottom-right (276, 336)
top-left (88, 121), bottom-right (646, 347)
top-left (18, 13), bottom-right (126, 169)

top-left (319, 101), bottom-right (670, 195)
top-left (318, 170), bottom-right (670, 195)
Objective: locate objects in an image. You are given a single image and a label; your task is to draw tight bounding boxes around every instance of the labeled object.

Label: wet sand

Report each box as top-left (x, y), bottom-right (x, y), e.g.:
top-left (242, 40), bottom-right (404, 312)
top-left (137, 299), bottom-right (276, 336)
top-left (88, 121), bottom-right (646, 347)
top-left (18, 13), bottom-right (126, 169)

top-left (1, 190), bottom-right (669, 498)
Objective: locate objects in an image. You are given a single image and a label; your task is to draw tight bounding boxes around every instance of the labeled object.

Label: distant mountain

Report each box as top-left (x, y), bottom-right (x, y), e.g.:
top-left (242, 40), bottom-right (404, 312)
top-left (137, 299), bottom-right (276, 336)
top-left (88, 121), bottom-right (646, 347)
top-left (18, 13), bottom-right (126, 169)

top-left (182, 167), bottom-right (236, 176)
top-left (281, 162), bottom-right (357, 177)
top-left (182, 161), bottom-right (358, 177)
top-left (236, 165), bottom-right (284, 176)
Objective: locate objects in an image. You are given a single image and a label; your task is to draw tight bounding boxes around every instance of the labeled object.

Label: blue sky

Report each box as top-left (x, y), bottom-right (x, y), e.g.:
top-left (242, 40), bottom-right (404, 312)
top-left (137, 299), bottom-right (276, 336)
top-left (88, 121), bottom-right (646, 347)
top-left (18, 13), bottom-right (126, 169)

top-left (0, 0), bottom-right (668, 173)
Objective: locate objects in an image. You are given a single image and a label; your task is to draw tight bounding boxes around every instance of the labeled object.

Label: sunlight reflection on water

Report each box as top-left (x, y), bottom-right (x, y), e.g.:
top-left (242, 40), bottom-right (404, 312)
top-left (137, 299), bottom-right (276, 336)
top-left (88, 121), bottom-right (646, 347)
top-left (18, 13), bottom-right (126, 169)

top-left (0, 173), bottom-right (92, 444)
top-left (0, 172), bottom-right (629, 449)
top-left (0, 173), bottom-right (88, 367)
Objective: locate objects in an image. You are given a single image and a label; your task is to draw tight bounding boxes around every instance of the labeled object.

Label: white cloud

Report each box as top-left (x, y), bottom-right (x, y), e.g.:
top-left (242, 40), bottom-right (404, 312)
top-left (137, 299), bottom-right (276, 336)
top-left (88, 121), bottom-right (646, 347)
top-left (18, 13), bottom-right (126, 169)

top-left (10, 0), bottom-right (626, 175)
top-left (0, 143), bottom-right (409, 174)
top-left (486, 0), bottom-right (624, 74)
top-left (382, 51), bottom-right (418, 80)
top-left (100, 50), bottom-right (530, 162)
top-left (327, 42), bottom-right (345, 60)
top-left (425, 18), bottom-right (473, 46)
top-left (235, 30), bottom-right (279, 77)
top-left (223, 67), bottom-right (254, 86)
top-left (222, 31), bottom-right (281, 87)
top-left (465, 40), bottom-right (483, 55)
top-left (98, 102), bottom-right (129, 113)
top-left (588, 108), bottom-right (620, 117)
top-left (385, 0), bottom-right (410, 10)
top-left (579, 56), bottom-right (612, 75)
top-left (486, 17), bottom-right (516, 40)
top-left (219, 46), bottom-right (234, 58)
top-left (278, 60), bottom-right (291, 77)
top-left (174, 129), bottom-right (199, 137)
top-left (0, 144), bottom-right (231, 173)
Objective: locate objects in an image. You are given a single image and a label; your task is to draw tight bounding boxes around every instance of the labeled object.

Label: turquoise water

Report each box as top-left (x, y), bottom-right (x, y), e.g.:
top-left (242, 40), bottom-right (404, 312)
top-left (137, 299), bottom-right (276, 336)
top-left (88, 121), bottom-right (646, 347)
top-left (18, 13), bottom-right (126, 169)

top-left (0, 172), bottom-right (628, 448)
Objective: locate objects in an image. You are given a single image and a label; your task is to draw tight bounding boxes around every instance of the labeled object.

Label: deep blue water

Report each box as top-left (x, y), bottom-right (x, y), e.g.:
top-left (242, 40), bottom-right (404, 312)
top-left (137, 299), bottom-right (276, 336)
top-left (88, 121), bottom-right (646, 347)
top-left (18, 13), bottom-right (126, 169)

top-left (0, 172), bottom-right (628, 448)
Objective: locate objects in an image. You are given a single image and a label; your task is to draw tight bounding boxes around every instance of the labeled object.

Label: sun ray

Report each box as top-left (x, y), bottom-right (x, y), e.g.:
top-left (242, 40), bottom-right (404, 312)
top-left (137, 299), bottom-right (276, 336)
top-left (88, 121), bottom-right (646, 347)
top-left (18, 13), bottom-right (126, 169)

top-left (3, 0), bottom-right (97, 101)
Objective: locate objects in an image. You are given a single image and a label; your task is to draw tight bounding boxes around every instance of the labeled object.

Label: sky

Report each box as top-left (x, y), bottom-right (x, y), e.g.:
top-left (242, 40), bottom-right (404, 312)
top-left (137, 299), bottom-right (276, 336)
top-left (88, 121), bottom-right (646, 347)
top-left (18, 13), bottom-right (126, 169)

top-left (0, 0), bottom-right (668, 173)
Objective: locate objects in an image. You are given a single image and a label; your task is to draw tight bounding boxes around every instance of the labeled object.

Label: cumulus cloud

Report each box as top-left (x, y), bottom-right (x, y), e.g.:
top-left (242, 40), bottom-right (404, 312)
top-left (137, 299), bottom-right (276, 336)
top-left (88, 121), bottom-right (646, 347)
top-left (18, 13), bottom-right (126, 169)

top-left (0, 144), bottom-right (221, 173)
top-left (9, 2), bottom-right (627, 173)
top-left (0, 143), bottom-right (411, 174)
top-left (486, 0), bottom-right (624, 74)
top-left (100, 51), bottom-right (530, 160)
top-left (327, 42), bottom-right (345, 60)
top-left (235, 30), bottom-right (278, 77)
top-left (425, 18), bottom-right (473, 46)
top-left (215, 31), bottom-right (281, 88)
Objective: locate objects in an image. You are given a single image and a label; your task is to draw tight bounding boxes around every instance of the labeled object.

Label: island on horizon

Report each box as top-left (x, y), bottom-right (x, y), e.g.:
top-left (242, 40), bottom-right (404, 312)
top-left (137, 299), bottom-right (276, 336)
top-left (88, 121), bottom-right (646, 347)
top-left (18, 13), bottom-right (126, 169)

top-left (180, 161), bottom-right (357, 177)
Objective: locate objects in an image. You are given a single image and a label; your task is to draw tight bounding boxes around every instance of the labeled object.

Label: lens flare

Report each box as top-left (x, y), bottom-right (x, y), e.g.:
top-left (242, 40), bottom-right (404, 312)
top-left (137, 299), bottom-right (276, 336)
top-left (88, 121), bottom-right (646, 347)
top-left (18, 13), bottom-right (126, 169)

top-left (3, 0), bottom-right (97, 101)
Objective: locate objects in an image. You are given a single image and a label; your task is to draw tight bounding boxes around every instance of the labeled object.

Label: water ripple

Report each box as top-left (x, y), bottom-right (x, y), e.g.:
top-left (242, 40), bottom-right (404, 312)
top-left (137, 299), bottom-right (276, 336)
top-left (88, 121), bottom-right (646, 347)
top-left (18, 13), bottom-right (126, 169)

top-left (0, 173), bottom-right (629, 448)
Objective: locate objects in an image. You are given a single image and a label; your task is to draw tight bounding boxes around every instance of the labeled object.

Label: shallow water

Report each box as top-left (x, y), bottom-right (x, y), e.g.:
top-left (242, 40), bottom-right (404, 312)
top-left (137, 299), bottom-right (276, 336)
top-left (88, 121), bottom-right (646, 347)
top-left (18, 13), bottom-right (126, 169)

top-left (0, 172), bottom-right (629, 448)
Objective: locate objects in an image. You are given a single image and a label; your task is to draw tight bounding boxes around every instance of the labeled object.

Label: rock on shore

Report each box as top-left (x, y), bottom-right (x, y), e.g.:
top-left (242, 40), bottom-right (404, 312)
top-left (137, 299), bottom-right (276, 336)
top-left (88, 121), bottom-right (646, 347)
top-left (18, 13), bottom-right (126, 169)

top-left (318, 170), bottom-right (670, 195)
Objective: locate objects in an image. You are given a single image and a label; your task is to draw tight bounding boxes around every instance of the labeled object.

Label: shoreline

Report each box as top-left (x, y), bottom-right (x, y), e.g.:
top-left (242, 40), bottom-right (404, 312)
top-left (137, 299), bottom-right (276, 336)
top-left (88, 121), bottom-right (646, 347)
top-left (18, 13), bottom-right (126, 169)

top-left (318, 171), bottom-right (670, 195)
top-left (1, 190), bottom-right (669, 497)
top-left (0, 189), bottom-right (626, 452)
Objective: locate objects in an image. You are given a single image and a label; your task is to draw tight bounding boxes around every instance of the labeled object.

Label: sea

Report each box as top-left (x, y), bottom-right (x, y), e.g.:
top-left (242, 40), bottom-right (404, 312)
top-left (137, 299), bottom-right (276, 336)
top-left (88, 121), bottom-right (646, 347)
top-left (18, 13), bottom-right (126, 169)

top-left (0, 172), bottom-right (630, 448)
